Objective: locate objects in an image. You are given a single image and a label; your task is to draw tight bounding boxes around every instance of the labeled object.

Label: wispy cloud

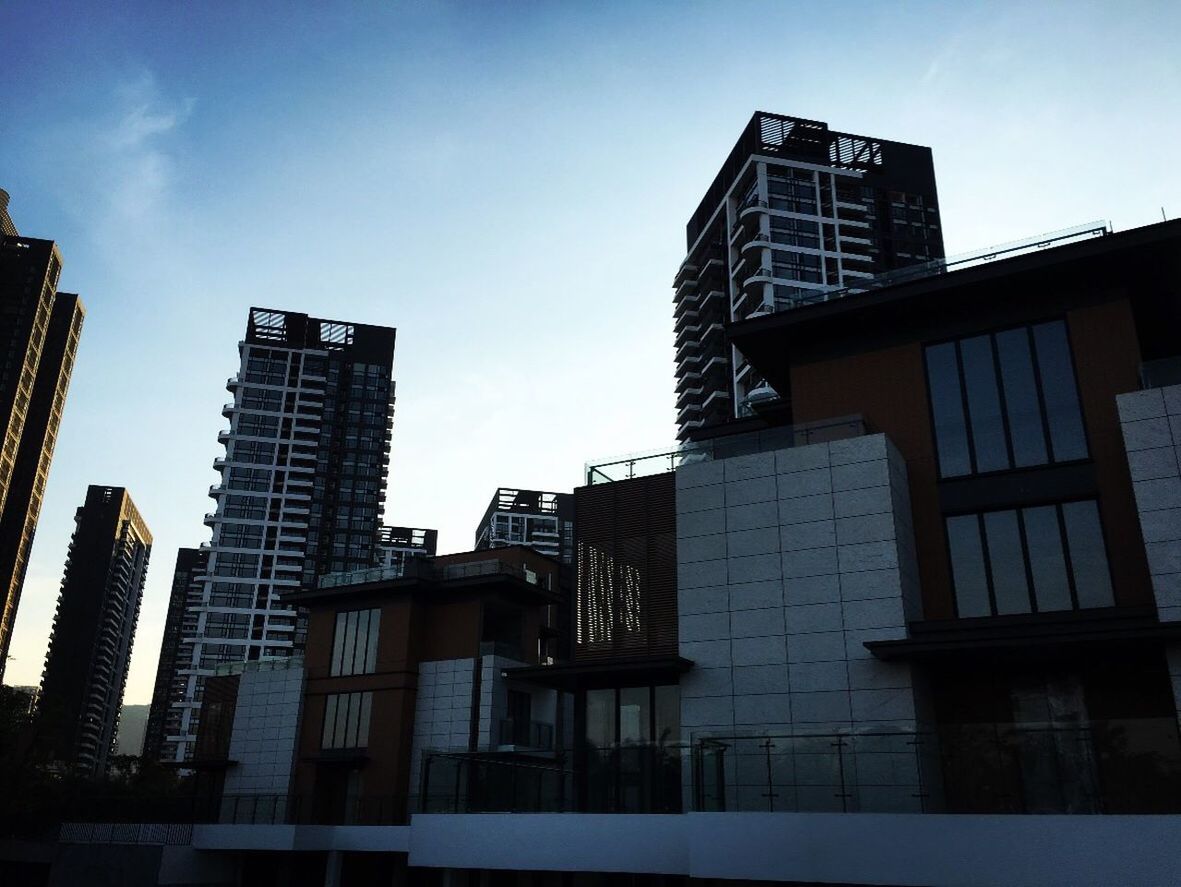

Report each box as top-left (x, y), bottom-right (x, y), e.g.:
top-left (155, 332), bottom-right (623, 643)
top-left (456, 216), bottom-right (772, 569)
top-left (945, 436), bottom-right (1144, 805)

top-left (921, 36), bottom-right (961, 85)
top-left (95, 71), bottom-right (196, 222)
top-left (104, 74), bottom-right (196, 151)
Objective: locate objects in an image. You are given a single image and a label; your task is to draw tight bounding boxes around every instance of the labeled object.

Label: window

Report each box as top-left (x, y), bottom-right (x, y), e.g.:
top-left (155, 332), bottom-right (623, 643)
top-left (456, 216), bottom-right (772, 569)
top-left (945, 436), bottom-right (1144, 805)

top-left (330, 608), bottom-right (380, 676)
top-left (946, 500), bottom-right (1113, 617)
top-left (321, 692), bottom-right (372, 749)
top-left (925, 320), bottom-right (1088, 478)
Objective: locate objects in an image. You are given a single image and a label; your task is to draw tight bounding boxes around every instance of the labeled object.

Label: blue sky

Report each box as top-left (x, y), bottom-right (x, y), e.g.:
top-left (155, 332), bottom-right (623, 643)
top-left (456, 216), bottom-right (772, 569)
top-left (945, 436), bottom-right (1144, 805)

top-left (2, 1), bottom-right (1179, 703)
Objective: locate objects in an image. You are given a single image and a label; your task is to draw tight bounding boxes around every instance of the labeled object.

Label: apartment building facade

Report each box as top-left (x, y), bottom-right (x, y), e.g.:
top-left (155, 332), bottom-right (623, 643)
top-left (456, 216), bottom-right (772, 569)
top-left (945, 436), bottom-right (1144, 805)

top-left (36, 486), bottom-right (152, 775)
top-left (22, 225), bottom-right (1181, 886)
top-left (376, 525), bottom-right (438, 577)
top-left (475, 488), bottom-right (574, 563)
top-left (143, 547), bottom-right (209, 764)
top-left (673, 112), bottom-right (943, 439)
top-left (163, 307), bottom-right (396, 762)
top-left (0, 200), bottom-right (83, 679)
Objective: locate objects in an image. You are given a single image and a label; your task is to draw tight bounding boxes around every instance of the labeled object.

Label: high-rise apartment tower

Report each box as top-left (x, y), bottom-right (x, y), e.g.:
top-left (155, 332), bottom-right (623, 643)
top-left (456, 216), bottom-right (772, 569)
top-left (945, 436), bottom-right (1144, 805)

top-left (142, 547), bottom-right (207, 763)
top-left (673, 112), bottom-right (943, 438)
top-left (475, 488), bottom-right (574, 563)
top-left (166, 307), bottom-right (396, 762)
top-left (377, 525), bottom-right (438, 577)
top-left (0, 193), bottom-right (83, 679)
top-left (36, 486), bottom-right (152, 775)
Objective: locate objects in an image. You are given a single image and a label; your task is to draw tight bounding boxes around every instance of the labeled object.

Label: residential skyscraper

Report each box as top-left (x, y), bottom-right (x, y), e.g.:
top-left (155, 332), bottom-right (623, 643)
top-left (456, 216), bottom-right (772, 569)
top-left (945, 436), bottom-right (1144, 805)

top-left (475, 488), bottom-right (574, 563)
top-left (36, 486), bottom-right (152, 775)
top-left (0, 193), bottom-right (82, 680)
top-left (166, 307), bottom-right (396, 762)
top-left (0, 188), bottom-right (17, 236)
top-left (673, 112), bottom-right (944, 438)
top-left (0, 292), bottom-right (84, 679)
top-left (142, 547), bottom-right (207, 764)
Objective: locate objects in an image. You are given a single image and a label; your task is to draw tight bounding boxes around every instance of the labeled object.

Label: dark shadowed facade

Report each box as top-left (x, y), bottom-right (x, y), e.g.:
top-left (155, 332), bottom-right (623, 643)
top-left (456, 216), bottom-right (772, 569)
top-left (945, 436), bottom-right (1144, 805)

top-left (37, 486), bottom-right (152, 775)
top-left (0, 201), bottom-right (83, 680)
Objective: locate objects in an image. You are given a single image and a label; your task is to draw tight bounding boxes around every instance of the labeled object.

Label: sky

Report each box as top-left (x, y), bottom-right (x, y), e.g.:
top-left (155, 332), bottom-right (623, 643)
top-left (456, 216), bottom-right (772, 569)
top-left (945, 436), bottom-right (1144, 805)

top-left (2, 0), bottom-right (1179, 705)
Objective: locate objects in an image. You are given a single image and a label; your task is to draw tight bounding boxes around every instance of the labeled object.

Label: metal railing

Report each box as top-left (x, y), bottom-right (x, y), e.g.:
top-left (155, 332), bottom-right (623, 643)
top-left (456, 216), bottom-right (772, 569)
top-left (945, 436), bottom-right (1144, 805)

top-left (762, 221), bottom-right (1108, 316)
top-left (694, 719), bottom-right (1181, 814)
top-left (318, 557), bottom-right (551, 590)
top-left (421, 753), bottom-right (576, 814)
top-left (420, 745), bottom-right (686, 815)
top-left (497, 718), bottom-right (556, 750)
top-left (585, 415), bottom-right (867, 484)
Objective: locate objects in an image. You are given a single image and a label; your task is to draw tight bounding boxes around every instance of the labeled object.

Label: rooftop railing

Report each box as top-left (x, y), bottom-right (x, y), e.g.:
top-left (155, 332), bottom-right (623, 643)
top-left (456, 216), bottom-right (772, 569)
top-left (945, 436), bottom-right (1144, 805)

top-left (765, 221), bottom-right (1108, 315)
top-left (585, 415), bottom-right (866, 484)
top-left (317, 557), bottom-right (552, 590)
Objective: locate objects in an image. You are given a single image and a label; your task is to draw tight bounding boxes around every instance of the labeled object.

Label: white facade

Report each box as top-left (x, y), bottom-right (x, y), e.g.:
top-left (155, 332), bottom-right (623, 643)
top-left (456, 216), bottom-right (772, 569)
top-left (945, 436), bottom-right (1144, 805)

top-left (220, 658), bottom-right (304, 805)
top-left (167, 339), bottom-right (330, 762)
top-left (675, 434), bottom-right (930, 811)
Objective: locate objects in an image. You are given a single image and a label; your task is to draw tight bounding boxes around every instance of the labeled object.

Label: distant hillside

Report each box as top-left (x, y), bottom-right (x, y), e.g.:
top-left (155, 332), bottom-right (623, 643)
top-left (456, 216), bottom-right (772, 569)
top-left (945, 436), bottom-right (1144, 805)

top-left (116, 704), bottom-right (149, 756)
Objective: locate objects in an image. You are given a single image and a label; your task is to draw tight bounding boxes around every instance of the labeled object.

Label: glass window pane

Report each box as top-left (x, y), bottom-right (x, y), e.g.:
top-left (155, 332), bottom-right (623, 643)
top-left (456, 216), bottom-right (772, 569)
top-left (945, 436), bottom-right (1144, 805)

top-left (1062, 501), bottom-right (1114, 608)
top-left (323, 695), bottom-right (339, 748)
top-left (343, 611), bottom-right (359, 676)
top-left (585, 688), bottom-right (616, 750)
top-left (996, 328), bottom-right (1049, 467)
top-left (1022, 506), bottom-right (1072, 611)
top-left (983, 510), bottom-right (1032, 614)
top-left (947, 516), bottom-right (991, 617)
top-left (926, 343), bottom-right (972, 477)
top-left (334, 692), bottom-right (351, 748)
top-left (331, 612), bottom-right (346, 677)
top-left (364, 609), bottom-right (380, 674)
top-left (1032, 322), bottom-right (1088, 462)
top-left (619, 687), bottom-right (651, 744)
top-left (345, 692), bottom-right (362, 747)
top-left (352, 609), bottom-right (370, 675)
top-left (960, 336), bottom-right (1010, 473)
top-left (357, 692), bottom-right (372, 748)
top-left (654, 685), bottom-right (680, 746)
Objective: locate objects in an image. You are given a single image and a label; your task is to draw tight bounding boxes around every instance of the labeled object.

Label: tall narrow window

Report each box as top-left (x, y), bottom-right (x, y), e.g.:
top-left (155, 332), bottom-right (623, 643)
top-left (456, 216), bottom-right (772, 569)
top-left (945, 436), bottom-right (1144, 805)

top-left (926, 342), bottom-right (972, 477)
top-left (946, 515), bottom-right (991, 617)
top-left (1032, 322), bottom-right (1089, 463)
top-left (1061, 501), bottom-right (1115, 608)
top-left (322, 691), bottom-right (372, 749)
top-left (926, 320), bottom-right (1087, 477)
top-left (995, 328), bottom-right (1049, 467)
top-left (946, 500), bottom-right (1113, 617)
top-left (330, 607), bottom-right (380, 676)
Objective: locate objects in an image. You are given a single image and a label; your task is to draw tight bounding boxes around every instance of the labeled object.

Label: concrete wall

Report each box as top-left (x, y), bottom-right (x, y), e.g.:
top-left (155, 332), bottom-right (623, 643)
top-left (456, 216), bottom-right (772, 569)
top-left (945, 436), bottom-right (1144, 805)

top-left (221, 660), bottom-right (304, 798)
top-left (1117, 384), bottom-right (1181, 733)
top-left (675, 434), bottom-right (927, 811)
top-left (405, 811), bottom-right (1181, 887)
top-left (1117, 385), bottom-right (1181, 620)
top-left (409, 657), bottom-right (477, 797)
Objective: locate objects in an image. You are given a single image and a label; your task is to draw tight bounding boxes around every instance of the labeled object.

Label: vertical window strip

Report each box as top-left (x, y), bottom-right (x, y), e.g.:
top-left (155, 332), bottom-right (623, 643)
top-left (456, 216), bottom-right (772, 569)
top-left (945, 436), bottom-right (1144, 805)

top-left (946, 500), bottom-right (1113, 618)
top-left (351, 609), bottom-right (369, 675)
top-left (357, 692), bottom-right (372, 748)
top-left (926, 320), bottom-right (1088, 479)
top-left (330, 612), bottom-right (347, 676)
top-left (1032, 322), bottom-right (1089, 462)
top-left (323, 695), bottom-right (339, 748)
top-left (333, 691), bottom-right (351, 748)
top-left (345, 690), bottom-right (362, 747)
top-left (1061, 501), bottom-right (1115, 608)
top-left (364, 609), bottom-right (380, 673)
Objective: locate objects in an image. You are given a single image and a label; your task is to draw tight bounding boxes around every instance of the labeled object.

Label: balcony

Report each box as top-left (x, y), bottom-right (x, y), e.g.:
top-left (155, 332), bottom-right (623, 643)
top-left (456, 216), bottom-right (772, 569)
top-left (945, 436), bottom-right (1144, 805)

top-left (695, 721), bottom-right (1181, 814)
top-left (421, 744), bottom-right (683, 814)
